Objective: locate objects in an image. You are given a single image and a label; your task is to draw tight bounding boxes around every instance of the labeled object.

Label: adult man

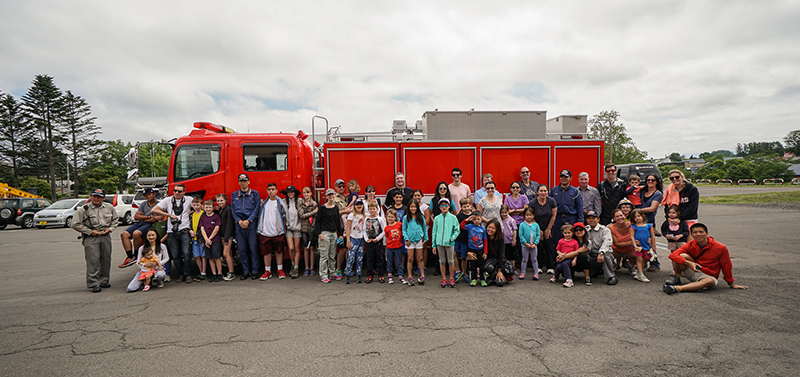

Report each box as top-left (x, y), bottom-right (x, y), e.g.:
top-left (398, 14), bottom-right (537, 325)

top-left (385, 172), bottom-right (413, 207)
top-left (72, 189), bottom-right (119, 293)
top-left (118, 188), bottom-right (162, 268)
top-left (519, 167), bottom-right (539, 203)
top-left (257, 183), bottom-right (288, 280)
top-left (578, 172), bottom-right (601, 218)
top-left (333, 178), bottom-right (353, 280)
top-left (550, 169), bottom-right (583, 242)
top-left (583, 211), bottom-right (617, 285)
top-left (597, 163), bottom-right (627, 225)
top-left (151, 184), bottom-right (195, 283)
top-left (663, 223), bottom-right (748, 294)
top-left (230, 173), bottom-right (261, 280)
top-left (448, 167), bottom-right (471, 212)
top-left (473, 173), bottom-right (493, 204)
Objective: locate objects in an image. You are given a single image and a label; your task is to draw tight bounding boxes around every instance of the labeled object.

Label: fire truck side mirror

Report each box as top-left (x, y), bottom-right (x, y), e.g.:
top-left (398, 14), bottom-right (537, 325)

top-left (126, 147), bottom-right (138, 168)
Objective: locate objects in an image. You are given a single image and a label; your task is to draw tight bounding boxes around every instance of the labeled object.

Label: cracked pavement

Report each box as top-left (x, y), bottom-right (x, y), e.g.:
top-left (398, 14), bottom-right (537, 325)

top-left (0, 204), bottom-right (798, 376)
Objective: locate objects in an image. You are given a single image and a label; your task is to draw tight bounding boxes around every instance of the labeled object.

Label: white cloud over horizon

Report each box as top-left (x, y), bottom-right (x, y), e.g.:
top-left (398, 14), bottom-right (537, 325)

top-left (2, 0), bottom-right (798, 158)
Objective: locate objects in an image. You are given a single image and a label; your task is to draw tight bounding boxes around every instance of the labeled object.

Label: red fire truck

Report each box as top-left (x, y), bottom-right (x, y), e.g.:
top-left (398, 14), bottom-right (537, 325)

top-left (166, 111), bottom-right (604, 202)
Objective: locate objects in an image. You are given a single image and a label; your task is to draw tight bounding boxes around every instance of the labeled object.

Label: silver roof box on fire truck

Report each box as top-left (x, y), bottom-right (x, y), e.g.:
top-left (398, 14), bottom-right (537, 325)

top-left (421, 110), bottom-right (548, 140)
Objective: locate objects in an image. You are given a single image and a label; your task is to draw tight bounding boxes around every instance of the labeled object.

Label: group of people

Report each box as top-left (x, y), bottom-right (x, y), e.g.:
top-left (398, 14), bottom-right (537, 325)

top-left (72, 164), bottom-right (746, 294)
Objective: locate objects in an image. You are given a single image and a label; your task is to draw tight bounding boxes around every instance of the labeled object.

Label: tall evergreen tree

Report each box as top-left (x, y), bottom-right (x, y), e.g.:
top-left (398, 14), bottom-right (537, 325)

top-left (0, 93), bottom-right (32, 187)
top-left (60, 90), bottom-right (100, 197)
top-left (21, 75), bottom-right (64, 201)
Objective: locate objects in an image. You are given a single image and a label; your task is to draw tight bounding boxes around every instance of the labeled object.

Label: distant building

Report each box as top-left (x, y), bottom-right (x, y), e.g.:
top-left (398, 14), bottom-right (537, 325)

top-left (789, 164), bottom-right (800, 177)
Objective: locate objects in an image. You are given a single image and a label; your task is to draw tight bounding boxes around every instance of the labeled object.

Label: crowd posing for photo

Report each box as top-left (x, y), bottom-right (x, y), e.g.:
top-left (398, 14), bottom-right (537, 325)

top-left (73, 165), bottom-right (746, 294)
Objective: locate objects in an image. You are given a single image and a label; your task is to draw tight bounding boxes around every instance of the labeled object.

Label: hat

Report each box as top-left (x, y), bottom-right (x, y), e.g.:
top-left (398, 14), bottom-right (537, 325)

top-left (334, 178), bottom-right (345, 186)
top-left (572, 222), bottom-right (586, 230)
top-left (143, 187), bottom-right (155, 195)
top-left (585, 210), bottom-right (599, 218)
top-left (354, 199), bottom-right (364, 206)
top-left (560, 169), bottom-right (572, 178)
top-left (325, 188), bottom-right (336, 196)
top-left (281, 185), bottom-right (300, 195)
top-left (90, 188), bottom-right (106, 197)
top-left (238, 173), bottom-right (250, 181)
top-left (617, 198), bottom-right (634, 208)
top-left (438, 198), bottom-right (451, 205)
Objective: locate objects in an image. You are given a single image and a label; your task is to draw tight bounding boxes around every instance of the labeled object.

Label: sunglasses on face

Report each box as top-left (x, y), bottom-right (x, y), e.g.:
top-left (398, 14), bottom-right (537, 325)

top-left (452, 173), bottom-right (461, 177)
top-left (521, 171), bottom-right (530, 175)
top-left (439, 204), bottom-right (449, 208)
top-left (487, 187), bottom-right (495, 191)
top-left (174, 190), bottom-right (184, 194)
top-left (646, 179), bottom-right (656, 182)
top-left (670, 176), bottom-right (681, 180)
top-left (438, 186), bottom-right (447, 190)
top-left (511, 186), bottom-right (520, 189)
top-left (366, 190), bottom-right (375, 193)
top-left (606, 169), bottom-right (616, 173)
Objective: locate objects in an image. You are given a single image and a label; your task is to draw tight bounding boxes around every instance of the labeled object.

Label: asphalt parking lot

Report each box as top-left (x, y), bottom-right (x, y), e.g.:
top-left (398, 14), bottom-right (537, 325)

top-left (1, 203), bottom-right (798, 376)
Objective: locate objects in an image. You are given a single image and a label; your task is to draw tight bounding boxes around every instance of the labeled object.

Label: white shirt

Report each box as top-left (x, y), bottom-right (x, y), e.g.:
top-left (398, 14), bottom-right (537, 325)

top-left (258, 199), bottom-right (282, 237)
top-left (157, 196), bottom-right (193, 233)
top-left (347, 213), bottom-right (366, 239)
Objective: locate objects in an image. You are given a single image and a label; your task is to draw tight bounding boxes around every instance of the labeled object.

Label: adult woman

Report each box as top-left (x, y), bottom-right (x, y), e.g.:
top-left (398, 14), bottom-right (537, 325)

top-left (639, 174), bottom-right (663, 226)
top-left (430, 182), bottom-right (456, 217)
top-left (559, 222), bottom-right (592, 286)
top-left (477, 181), bottom-right (502, 225)
top-left (504, 181), bottom-right (529, 226)
top-left (662, 170), bottom-right (700, 239)
top-left (298, 187), bottom-right (318, 276)
top-left (609, 209), bottom-right (638, 277)
top-left (282, 186), bottom-right (303, 278)
top-left (482, 219), bottom-right (513, 287)
top-left (532, 184), bottom-right (557, 275)
top-left (364, 185), bottom-right (384, 218)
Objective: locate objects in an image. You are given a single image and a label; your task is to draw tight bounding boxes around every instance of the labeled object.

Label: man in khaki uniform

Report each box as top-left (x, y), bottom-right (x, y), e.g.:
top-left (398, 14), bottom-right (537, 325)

top-left (73, 189), bottom-right (119, 292)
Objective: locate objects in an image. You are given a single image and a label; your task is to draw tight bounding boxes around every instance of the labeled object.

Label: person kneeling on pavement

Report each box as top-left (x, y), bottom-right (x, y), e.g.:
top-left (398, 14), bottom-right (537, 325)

top-left (482, 219), bottom-right (514, 287)
top-left (127, 229), bottom-right (169, 292)
top-left (663, 223), bottom-right (747, 294)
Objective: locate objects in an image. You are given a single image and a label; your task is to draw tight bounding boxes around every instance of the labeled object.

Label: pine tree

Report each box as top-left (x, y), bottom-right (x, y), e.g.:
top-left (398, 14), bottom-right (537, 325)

top-left (21, 75), bottom-right (64, 201)
top-left (0, 93), bottom-right (32, 187)
top-left (60, 90), bottom-right (100, 197)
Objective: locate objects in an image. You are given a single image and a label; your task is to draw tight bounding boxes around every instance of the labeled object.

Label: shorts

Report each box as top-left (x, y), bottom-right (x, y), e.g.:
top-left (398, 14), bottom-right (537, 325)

top-left (192, 240), bottom-right (204, 258)
top-left (504, 243), bottom-right (516, 261)
top-left (258, 234), bottom-right (286, 255)
top-left (635, 248), bottom-right (649, 258)
top-left (683, 268), bottom-right (718, 287)
top-left (437, 246), bottom-right (455, 265)
top-left (125, 221), bottom-right (152, 236)
top-left (668, 241), bottom-right (686, 252)
top-left (205, 242), bottom-right (222, 259)
top-left (406, 240), bottom-right (424, 249)
top-left (286, 229), bottom-right (302, 239)
top-left (455, 241), bottom-right (469, 259)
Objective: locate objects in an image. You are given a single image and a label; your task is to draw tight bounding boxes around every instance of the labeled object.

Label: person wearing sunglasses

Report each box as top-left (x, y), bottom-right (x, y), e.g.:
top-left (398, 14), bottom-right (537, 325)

top-left (151, 183), bottom-right (196, 283)
top-left (662, 170), bottom-right (700, 241)
top-left (597, 164), bottom-right (627, 225)
top-left (448, 167), bottom-right (471, 212)
top-left (519, 167), bottom-right (540, 203)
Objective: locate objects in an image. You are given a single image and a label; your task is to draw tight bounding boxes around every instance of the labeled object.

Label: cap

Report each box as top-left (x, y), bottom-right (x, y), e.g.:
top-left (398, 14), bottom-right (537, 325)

top-left (617, 198), bottom-right (634, 208)
top-left (238, 173), bottom-right (250, 181)
top-left (325, 188), bottom-right (336, 196)
top-left (572, 222), bottom-right (586, 229)
top-left (438, 198), bottom-right (451, 205)
top-left (585, 210), bottom-right (599, 218)
top-left (90, 188), bottom-right (106, 197)
top-left (143, 187), bottom-right (155, 195)
top-left (334, 178), bottom-right (345, 186)
top-left (354, 199), bottom-right (364, 206)
top-left (560, 169), bottom-right (572, 178)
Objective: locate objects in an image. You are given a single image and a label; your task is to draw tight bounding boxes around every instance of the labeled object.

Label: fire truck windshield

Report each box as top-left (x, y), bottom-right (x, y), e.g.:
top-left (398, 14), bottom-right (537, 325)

top-left (173, 144), bottom-right (221, 181)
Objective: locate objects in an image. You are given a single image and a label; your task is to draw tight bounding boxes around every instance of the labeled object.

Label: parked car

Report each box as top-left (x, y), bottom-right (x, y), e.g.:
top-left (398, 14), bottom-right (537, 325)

top-left (33, 198), bottom-right (85, 229)
top-left (615, 163), bottom-right (662, 182)
top-left (0, 197), bottom-right (53, 229)
top-left (82, 194), bottom-right (136, 225)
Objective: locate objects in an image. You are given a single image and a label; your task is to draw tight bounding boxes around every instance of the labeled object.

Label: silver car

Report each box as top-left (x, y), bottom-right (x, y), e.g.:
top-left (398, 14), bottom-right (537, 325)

top-left (33, 199), bottom-right (84, 229)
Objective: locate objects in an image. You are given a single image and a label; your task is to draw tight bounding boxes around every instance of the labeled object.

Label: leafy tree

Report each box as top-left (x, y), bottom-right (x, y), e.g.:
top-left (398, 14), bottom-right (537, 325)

top-left (60, 90), bottom-right (99, 197)
top-left (137, 141), bottom-right (172, 179)
top-left (83, 140), bottom-right (135, 194)
top-left (668, 152), bottom-right (683, 162)
top-left (588, 110), bottom-right (648, 164)
top-left (21, 75), bottom-right (64, 201)
top-left (723, 159), bottom-right (755, 182)
top-left (695, 160), bottom-right (725, 181)
top-left (0, 93), bottom-right (31, 187)
top-left (18, 177), bottom-right (51, 199)
top-left (784, 130), bottom-right (800, 155)
top-left (751, 157), bottom-right (792, 182)
top-left (735, 141), bottom-right (784, 157)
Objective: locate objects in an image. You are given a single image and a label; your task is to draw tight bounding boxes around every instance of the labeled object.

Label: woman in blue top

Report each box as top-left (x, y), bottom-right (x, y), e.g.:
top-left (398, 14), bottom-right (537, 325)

top-left (639, 174), bottom-right (663, 271)
top-left (403, 200), bottom-right (428, 286)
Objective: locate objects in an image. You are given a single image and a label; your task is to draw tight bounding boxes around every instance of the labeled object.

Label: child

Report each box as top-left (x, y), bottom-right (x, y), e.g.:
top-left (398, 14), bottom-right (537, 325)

top-left (483, 219), bottom-right (513, 287)
top-left (454, 198), bottom-right (473, 283)
top-left (460, 210), bottom-right (487, 287)
top-left (364, 185), bottom-right (384, 218)
top-left (298, 187), bottom-right (318, 277)
top-left (199, 200), bottom-right (222, 282)
top-left (346, 179), bottom-right (360, 207)
top-left (215, 194), bottom-right (236, 281)
top-left (431, 198), bottom-right (460, 288)
top-left (314, 188), bottom-right (343, 283)
top-left (137, 244), bottom-right (163, 292)
top-left (499, 205), bottom-right (518, 274)
top-left (551, 224), bottom-right (579, 287)
top-left (384, 209), bottom-right (405, 284)
top-left (190, 197), bottom-right (207, 281)
top-left (630, 209), bottom-right (653, 283)
top-left (625, 175), bottom-right (643, 208)
top-left (617, 198), bottom-right (635, 221)
top-left (518, 207), bottom-right (540, 280)
top-left (364, 200), bottom-right (387, 283)
top-left (387, 192), bottom-right (407, 222)
top-left (257, 183), bottom-right (288, 280)
top-left (403, 199), bottom-right (428, 286)
top-left (412, 189), bottom-right (431, 277)
top-left (345, 200), bottom-right (367, 284)
top-left (661, 205), bottom-right (689, 259)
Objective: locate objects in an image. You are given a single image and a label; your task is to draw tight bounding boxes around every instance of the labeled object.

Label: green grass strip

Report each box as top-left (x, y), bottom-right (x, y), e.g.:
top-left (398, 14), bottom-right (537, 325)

top-left (700, 191), bottom-right (800, 204)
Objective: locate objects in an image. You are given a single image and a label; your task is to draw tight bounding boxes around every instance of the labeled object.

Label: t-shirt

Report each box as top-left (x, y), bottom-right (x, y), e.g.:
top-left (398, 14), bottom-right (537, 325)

top-left (631, 223), bottom-right (652, 250)
top-left (479, 195), bottom-right (502, 224)
top-left (137, 200), bottom-right (157, 216)
top-left (504, 194), bottom-right (529, 225)
top-left (384, 222), bottom-right (403, 249)
top-left (556, 238), bottom-right (579, 255)
top-left (463, 223), bottom-right (487, 250)
top-left (388, 204), bottom-right (407, 223)
top-left (448, 183), bottom-right (471, 212)
top-left (157, 196), bottom-right (193, 233)
top-left (531, 196), bottom-right (557, 231)
top-left (198, 212), bottom-right (221, 242)
top-left (500, 216), bottom-right (517, 244)
top-left (640, 190), bottom-right (663, 224)
top-left (346, 213), bottom-right (366, 239)
top-left (365, 216), bottom-right (386, 241)
top-left (456, 212), bottom-right (471, 244)
top-left (191, 211), bottom-right (203, 240)
top-left (258, 199), bottom-right (282, 237)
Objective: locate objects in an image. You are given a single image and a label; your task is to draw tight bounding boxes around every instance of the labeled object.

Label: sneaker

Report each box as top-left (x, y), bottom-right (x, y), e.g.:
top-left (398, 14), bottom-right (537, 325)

top-left (290, 266), bottom-right (299, 279)
top-left (223, 273), bottom-right (235, 281)
top-left (407, 278), bottom-right (415, 286)
top-left (563, 279), bottom-right (574, 288)
top-left (143, 285), bottom-right (150, 292)
top-left (260, 271), bottom-right (272, 280)
top-left (185, 276), bottom-right (193, 283)
top-left (585, 278), bottom-right (592, 286)
top-left (321, 278), bottom-right (331, 283)
top-left (454, 271), bottom-right (464, 281)
top-left (635, 273), bottom-right (650, 283)
top-left (418, 276), bottom-right (425, 285)
top-left (118, 257), bottom-right (136, 268)
top-left (463, 274), bottom-right (470, 283)
top-left (399, 276), bottom-right (407, 285)
top-left (532, 275), bottom-right (539, 281)
top-left (519, 273), bottom-right (526, 280)
top-left (388, 277), bottom-right (394, 284)
top-left (157, 281), bottom-right (164, 288)
top-left (345, 276), bottom-right (351, 284)
top-left (309, 268), bottom-right (316, 276)
top-left (449, 278), bottom-right (456, 288)
top-left (251, 274), bottom-right (258, 280)
top-left (303, 269), bottom-right (310, 277)
top-left (366, 276), bottom-right (373, 283)
top-left (507, 275), bottom-right (513, 282)
top-left (546, 269), bottom-right (554, 275)
top-left (663, 284), bottom-right (679, 295)
top-left (537, 268), bottom-right (543, 274)
top-left (240, 274), bottom-right (249, 281)
top-left (480, 280), bottom-right (488, 287)
top-left (91, 285), bottom-right (101, 293)
top-left (441, 279), bottom-right (447, 288)
top-left (379, 276), bottom-right (385, 283)
top-left (164, 275), bottom-right (171, 282)
top-left (277, 270), bottom-right (287, 279)
top-left (665, 276), bottom-right (682, 286)
top-left (334, 270), bottom-right (343, 280)
top-left (549, 277), bottom-right (557, 283)
top-left (194, 274), bottom-right (207, 282)
top-left (470, 279), bottom-right (477, 287)
top-left (357, 276), bottom-right (362, 284)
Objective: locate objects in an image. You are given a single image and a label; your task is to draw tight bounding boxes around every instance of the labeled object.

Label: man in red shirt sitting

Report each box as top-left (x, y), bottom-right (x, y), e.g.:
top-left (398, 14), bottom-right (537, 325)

top-left (664, 223), bottom-right (748, 294)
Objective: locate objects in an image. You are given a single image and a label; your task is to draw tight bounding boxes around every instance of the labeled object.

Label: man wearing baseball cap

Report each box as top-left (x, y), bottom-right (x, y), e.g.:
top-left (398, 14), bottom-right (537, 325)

top-left (550, 169), bottom-right (583, 243)
top-left (72, 189), bottom-right (119, 292)
top-left (583, 211), bottom-right (617, 285)
top-left (118, 188), bottom-right (162, 268)
top-left (231, 173), bottom-right (262, 280)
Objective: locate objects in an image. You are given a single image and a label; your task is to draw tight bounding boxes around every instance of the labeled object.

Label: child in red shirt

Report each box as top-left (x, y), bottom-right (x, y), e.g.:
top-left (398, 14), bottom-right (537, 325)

top-left (625, 175), bottom-right (643, 208)
top-left (384, 209), bottom-right (405, 284)
top-left (550, 224), bottom-right (580, 287)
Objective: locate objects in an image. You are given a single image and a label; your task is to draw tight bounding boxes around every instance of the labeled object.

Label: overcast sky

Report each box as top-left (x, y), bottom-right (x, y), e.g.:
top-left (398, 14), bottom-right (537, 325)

top-left (2, 0), bottom-right (798, 158)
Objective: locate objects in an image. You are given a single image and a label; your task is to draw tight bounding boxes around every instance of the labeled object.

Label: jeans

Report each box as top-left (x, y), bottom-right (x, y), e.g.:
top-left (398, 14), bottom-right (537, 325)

top-left (346, 238), bottom-right (365, 276)
top-left (364, 241), bottom-right (384, 277)
top-left (167, 229), bottom-right (192, 279)
top-left (554, 258), bottom-right (574, 281)
top-left (386, 247), bottom-right (404, 277)
top-left (318, 231), bottom-right (337, 280)
top-left (235, 225), bottom-right (260, 275)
